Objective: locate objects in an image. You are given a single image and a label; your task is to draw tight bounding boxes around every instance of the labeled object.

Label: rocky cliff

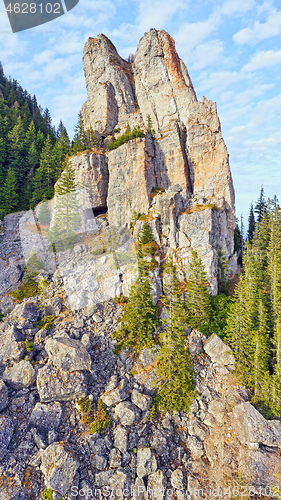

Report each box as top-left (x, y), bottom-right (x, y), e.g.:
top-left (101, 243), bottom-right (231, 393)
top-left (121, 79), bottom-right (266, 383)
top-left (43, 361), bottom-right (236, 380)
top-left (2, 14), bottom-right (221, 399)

top-left (0, 29), bottom-right (275, 500)
top-left (80, 29), bottom-right (236, 292)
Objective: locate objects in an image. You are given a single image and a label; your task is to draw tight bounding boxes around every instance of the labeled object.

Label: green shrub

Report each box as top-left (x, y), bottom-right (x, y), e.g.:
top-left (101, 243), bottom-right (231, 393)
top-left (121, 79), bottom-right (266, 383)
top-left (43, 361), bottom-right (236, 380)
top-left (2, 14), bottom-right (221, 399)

top-left (107, 125), bottom-right (145, 151)
top-left (34, 314), bottom-right (55, 330)
top-left (203, 294), bottom-right (233, 338)
top-left (130, 210), bottom-right (143, 231)
top-left (10, 281), bottom-right (39, 302)
top-left (114, 294), bottom-right (129, 305)
top-left (89, 399), bottom-right (111, 434)
top-left (42, 489), bottom-right (54, 500)
top-left (77, 397), bottom-right (94, 424)
top-left (22, 339), bottom-right (34, 352)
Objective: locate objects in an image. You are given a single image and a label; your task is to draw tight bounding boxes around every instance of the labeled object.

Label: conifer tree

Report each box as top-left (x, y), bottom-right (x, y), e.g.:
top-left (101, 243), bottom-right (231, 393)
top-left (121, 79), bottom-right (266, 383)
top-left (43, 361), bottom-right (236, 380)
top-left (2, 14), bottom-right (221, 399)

top-left (39, 135), bottom-right (54, 193)
top-left (37, 200), bottom-right (51, 225)
top-left (217, 246), bottom-right (229, 294)
top-left (72, 112), bottom-right (87, 153)
top-left (247, 202), bottom-right (255, 242)
top-left (184, 250), bottom-right (211, 332)
top-left (154, 257), bottom-right (197, 412)
top-left (268, 208), bottom-right (281, 379)
top-left (255, 185), bottom-right (266, 223)
top-left (48, 162), bottom-right (81, 250)
top-left (113, 267), bottom-right (159, 353)
top-left (8, 116), bottom-right (26, 190)
top-left (3, 167), bottom-right (19, 214)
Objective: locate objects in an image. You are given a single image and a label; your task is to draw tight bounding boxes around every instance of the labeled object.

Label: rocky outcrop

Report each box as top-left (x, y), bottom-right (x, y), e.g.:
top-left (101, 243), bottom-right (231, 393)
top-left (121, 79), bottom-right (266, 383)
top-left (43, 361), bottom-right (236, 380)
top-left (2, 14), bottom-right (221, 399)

top-left (107, 136), bottom-right (156, 227)
top-left (77, 29), bottom-right (236, 292)
top-left (0, 297), bottom-right (279, 498)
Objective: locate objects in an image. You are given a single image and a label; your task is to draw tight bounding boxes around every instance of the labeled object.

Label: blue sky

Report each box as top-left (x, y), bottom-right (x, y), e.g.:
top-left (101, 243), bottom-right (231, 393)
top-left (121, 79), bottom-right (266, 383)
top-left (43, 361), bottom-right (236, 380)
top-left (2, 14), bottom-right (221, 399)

top-left (0, 0), bottom-right (280, 224)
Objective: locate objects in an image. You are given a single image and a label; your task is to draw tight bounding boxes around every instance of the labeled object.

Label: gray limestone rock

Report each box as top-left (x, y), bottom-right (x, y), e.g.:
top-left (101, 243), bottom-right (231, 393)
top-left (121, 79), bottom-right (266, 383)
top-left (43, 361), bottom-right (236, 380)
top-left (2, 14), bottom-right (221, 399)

top-left (204, 334), bottom-right (235, 365)
top-left (113, 425), bottom-right (127, 454)
top-left (232, 402), bottom-right (278, 447)
top-left (171, 468), bottom-right (184, 490)
top-left (44, 337), bottom-right (92, 372)
top-left (11, 302), bottom-right (39, 322)
top-left (95, 469), bottom-right (130, 499)
top-left (3, 360), bottom-right (36, 389)
top-left (37, 363), bottom-right (87, 402)
top-left (101, 378), bottom-right (129, 407)
top-left (0, 415), bottom-right (14, 460)
top-left (41, 442), bottom-right (79, 496)
top-left (28, 402), bottom-right (62, 447)
top-left (136, 447), bottom-right (157, 478)
top-left (0, 380), bottom-right (9, 412)
top-left (91, 454), bottom-right (107, 470)
top-left (131, 390), bottom-right (152, 412)
top-left (150, 429), bottom-right (168, 456)
top-left (109, 448), bottom-right (121, 468)
top-left (147, 470), bottom-right (165, 500)
top-left (186, 436), bottom-right (204, 460)
top-left (114, 402), bottom-right (137, 426)
top-left (0, 325), bottom-right (24, 364)
top-left (133, 477), bottom-right (148, 500)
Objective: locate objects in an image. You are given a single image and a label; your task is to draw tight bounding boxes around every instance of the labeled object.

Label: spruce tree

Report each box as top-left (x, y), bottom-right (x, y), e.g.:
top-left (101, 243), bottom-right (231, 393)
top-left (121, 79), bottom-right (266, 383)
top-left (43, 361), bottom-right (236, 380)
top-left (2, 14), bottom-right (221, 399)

top-left (247, 202), bottom-right (255, 242)
top-left (39, 135), bottom-right (54, 194)
top-left (255, 185), bottom-right (266, 223)
top-left (48, 162), bottom-right (81, 250)
top-left (3, 167), bottom-right (19, 214)
top-left (72, 112), bottom-right (87, 153)
top-left (113, 268), bottom-right (159, 353)
top-left (184, 250), bottom-right (211, 332)
top-left (217, 246), bottom-right (229, 294)
top-left (154, 257), bottom-right (197, 413)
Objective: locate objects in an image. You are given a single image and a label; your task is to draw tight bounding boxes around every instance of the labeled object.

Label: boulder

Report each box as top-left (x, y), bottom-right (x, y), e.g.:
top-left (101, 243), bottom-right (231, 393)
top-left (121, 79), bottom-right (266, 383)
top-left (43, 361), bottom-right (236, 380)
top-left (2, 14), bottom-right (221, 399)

top-left (3, 360), bottom-right (36, 389)
top-left (109, 448), bottom-right (121, 468)
top-left (137, 447), bottom-right (157, 478)
top-left (114, 402), bottom-right (137, 426)
top-left (0, 380), bottom-right (9, 412)
top-left (204, 334), bottom-right (234, 365)
top-left (41, 442), bottom-right (79, 496)
top-left (37, 363), bottom-right (87, 402)
top-left (232, 402), bottom-right (277, 447)
top-left (11, 302), bottom-right (38, 322)
top-left (44, 337), bottom-right (92, 372)
top-left (171, 468), bottom-right (184, 490)
top-left (28, 402), bottom-right (62, 448)
top-left (0, 416), bottom-right (14, 460)
top-left (147, 470), bottom-right (165, 500)
top-left (101, 378), bottom-right (129, 407)
top-left (91, 454), bottom-right (107, 470)
top-left (95, 469), bottom-right (130, 500)
top-left (131, 390), bottom-right (152, 412)
top-left (0, 325), bottom-right (24, 364)
top-left (132, 478), bottom-right (148, 500)
top-left (113, 425), bottom-right (127, 454)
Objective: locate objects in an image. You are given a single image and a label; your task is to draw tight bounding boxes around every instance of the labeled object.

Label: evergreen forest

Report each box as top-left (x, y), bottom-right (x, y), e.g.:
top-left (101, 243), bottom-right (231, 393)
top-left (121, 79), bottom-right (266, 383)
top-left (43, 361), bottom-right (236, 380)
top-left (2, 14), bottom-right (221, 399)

top-left (0, 63), bottom-right (97, 219)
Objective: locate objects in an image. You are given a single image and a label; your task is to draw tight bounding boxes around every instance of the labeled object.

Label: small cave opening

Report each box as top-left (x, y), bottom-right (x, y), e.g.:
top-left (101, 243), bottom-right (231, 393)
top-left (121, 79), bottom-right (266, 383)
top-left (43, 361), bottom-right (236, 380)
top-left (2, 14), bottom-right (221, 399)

top-left (83, 206), bottom-right (108, 223)
top-left (93, 206), bottom-right (108, 217)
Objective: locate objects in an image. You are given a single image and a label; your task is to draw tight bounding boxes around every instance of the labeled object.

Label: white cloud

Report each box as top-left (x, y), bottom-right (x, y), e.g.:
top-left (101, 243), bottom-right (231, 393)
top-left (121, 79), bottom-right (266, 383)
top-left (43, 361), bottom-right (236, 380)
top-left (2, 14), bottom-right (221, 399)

top-left (233, 8), bottom-right (281, 44)
top-left (137, 0), bottom-right (188, 33)
top-left (190, 40), bottom-right (224, 70)
top-left (220, 0), bottom-right (255, 15)
top-left (197, 70), bottom-right (245, 93)
top-left (242, 49), bottom-right (281, 71)
top-left (175, 15), bottom-right (219, 54)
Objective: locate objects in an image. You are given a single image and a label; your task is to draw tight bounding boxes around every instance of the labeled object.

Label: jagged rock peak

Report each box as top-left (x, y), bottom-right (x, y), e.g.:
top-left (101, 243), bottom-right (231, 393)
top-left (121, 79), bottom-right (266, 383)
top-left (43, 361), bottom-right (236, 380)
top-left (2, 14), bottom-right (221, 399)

top-left (82, 29), bottom-right (197, 137)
